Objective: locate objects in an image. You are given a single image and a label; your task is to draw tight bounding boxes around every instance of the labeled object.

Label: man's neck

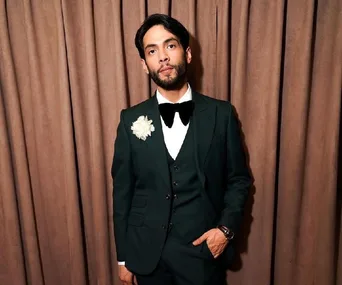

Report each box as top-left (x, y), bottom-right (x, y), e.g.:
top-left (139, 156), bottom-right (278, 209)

top-left (157, 82), bottom-right (189, 103)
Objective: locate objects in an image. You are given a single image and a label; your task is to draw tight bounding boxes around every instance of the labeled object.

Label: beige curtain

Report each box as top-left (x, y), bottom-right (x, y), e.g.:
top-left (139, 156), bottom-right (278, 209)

top-left (1, 0), bottom-right (341, 284)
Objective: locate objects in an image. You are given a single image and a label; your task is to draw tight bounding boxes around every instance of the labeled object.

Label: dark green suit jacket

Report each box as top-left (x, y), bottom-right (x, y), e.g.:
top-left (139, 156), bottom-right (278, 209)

top-left (112, 91), bottom-right (251, 274)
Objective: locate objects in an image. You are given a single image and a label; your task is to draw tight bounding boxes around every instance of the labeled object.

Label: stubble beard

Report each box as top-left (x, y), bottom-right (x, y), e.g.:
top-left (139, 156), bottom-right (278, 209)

top-left (148, 59), bottom-right (187, 91)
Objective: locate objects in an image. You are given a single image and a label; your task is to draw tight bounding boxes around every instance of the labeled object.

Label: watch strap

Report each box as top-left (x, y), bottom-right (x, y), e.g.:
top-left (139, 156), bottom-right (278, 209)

top-left (217, 225), bottom-right (235, 240)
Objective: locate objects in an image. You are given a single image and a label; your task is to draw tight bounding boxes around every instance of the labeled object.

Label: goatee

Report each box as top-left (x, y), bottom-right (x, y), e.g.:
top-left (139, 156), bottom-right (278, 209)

top-left (148, 61), bottom-right (187, 90)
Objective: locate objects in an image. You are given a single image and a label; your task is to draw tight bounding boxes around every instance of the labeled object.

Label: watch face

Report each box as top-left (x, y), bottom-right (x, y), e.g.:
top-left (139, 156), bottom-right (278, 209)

top-left (227, 230), bottom-right (234, 240)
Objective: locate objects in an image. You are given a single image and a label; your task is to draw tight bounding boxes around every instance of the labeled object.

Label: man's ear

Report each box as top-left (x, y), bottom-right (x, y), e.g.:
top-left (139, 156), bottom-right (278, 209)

top-left (185, 47), bottom-right (192, 64)
top-left (141, 59), bottom-right (149, 74)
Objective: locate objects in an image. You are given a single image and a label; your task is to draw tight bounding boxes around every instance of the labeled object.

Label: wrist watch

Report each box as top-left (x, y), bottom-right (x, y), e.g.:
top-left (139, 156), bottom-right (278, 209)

top-left (217, 225), bottom-right (235, 240)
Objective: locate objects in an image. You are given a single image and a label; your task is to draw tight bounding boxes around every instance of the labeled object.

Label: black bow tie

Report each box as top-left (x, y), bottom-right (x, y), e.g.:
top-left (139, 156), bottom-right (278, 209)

top-left (158, 101), bottom-right (195, 128)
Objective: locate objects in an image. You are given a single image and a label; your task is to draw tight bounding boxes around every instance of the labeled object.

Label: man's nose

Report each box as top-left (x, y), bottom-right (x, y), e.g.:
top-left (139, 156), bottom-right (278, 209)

top-left (159, 50), bottom-right (169, 63)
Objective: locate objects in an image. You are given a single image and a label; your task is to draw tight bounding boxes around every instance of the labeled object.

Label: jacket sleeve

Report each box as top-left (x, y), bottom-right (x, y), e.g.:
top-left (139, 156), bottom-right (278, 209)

top-left (111, 110), bottom-right (134, 261)
top-left (217, 106), bottom-right (252, 234)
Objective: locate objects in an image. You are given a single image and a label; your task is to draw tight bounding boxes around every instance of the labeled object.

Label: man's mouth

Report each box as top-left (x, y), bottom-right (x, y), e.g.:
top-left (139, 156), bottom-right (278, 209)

top-left (159, 66), bottom-right (174, 73)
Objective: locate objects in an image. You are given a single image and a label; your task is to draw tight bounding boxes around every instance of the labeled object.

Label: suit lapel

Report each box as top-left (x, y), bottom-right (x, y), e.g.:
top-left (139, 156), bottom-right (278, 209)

top-left (144, 96), bottom-right (171, 192)
top-left (192, 92), bottom-right (216, 185)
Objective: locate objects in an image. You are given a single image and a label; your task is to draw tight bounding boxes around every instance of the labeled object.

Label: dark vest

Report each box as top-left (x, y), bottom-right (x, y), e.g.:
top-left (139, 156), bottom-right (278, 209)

top-left (164, 122), bottom-right (208, 244)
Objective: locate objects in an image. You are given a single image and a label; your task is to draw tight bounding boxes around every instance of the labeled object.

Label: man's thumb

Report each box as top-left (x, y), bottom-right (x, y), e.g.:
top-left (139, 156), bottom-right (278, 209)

top-left (192, 233), bottom-right (207, 246)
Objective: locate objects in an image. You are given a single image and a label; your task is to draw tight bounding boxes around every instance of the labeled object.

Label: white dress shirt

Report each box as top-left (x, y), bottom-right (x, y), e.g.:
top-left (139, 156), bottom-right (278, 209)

top-left (118, 85), bottom-right (192, 265)
top-left (156, 85), bottom-right (192, 159)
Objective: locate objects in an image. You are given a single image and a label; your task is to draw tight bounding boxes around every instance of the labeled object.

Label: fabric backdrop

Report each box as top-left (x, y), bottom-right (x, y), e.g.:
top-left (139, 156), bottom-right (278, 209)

top-left (1, 0), bottom-right (341, 284)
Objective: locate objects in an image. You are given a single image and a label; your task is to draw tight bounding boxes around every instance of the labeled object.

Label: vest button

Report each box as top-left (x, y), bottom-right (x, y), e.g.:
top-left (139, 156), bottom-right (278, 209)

top-left (161, 225), bottom-right (166, 230)
top-left (166, 194), bottom-right (171, 200)
top-left (173, 181), bottom-right (178, 187)
top-left (173, 165), bottom-right (179, 171)
top-left (173, 194), bottom-right (178, 199)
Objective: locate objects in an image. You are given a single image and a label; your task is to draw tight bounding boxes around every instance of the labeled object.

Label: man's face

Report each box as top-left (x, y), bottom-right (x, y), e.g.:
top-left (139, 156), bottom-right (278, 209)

top-left (141, 25), bottom-right (192, 90)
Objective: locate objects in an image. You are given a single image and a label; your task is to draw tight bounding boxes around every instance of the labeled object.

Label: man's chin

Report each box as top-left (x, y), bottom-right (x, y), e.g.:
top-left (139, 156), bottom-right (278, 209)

top-left (150, 72), bottom-right (187, 90)
top-left (154, 77), bottom-right (177, 89)
top-left (158, 73), bottom-right (176, 82)
top-left (158, 81), bottom-right (184, 90)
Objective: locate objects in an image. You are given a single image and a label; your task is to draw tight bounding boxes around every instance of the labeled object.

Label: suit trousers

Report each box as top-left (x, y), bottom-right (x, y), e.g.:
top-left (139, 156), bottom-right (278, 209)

top-left (134, 237), bottom-right (227, 285)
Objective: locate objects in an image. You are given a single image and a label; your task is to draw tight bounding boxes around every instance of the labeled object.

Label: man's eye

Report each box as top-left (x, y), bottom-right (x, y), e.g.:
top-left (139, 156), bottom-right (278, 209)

top-left (148, 49), bottom-right (156, 55)
top-left (167, 44), bottom-right (176, 49)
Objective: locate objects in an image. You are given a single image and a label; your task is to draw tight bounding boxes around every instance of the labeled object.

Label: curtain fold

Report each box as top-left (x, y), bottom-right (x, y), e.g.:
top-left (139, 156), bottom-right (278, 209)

top-left (228, 0), bottom-right (285, 284)
top-left (0, 0), bottom-right (341, 284)
top-left (276, 0), bottom-right (342, 284)
top-left (1, 0), bottom-right (87, 284)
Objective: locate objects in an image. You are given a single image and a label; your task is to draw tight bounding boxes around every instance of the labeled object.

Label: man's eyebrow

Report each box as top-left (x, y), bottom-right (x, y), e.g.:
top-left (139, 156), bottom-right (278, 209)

top-left (164, 37), bottom-right (179, 44)
top-left (144, 37), bottom-right (180, 51)
top-left (144, 43), bottom-right (157, 51)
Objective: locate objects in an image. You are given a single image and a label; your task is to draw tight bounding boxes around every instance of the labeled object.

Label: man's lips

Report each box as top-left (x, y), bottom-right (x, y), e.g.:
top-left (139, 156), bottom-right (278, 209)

top-left (159, 66), bottom-right (174, 73)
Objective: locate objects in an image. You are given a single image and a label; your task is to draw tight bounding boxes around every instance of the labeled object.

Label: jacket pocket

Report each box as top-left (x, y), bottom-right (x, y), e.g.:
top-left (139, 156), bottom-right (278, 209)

top-left (201, 241), bottom-right (215, 260)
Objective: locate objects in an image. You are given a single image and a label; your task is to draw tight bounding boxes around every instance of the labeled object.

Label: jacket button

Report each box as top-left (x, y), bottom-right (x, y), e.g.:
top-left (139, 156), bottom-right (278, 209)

top-left (173, 194), bottom-right (178, 199)
top-left (166, 194), bottom-right (171, 200)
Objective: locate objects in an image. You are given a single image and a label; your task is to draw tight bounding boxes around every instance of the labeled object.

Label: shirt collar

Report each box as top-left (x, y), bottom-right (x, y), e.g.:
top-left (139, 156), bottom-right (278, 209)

top-left (156, 84), bottom-right (192, 104)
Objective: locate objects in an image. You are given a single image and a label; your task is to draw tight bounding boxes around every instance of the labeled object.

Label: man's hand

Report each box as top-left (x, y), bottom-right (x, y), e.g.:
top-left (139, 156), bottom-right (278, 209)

top-left (192, 228), bottom-right (228, 258)
top-left (118, 265), bottom-right (137, 285)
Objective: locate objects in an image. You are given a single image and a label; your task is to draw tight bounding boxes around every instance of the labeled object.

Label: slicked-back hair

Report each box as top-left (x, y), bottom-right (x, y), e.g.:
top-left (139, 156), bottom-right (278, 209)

top-left (135, 14), bottom-right (190, 59)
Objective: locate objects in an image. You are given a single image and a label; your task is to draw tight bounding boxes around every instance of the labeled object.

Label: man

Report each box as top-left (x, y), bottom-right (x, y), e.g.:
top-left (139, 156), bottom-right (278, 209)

top-left (112, 14), bottom-right (251, 285)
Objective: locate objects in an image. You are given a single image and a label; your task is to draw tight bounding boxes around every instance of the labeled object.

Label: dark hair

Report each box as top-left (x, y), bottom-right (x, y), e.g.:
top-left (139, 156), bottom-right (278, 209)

top-left (135, 14), bottom-right (190, 59)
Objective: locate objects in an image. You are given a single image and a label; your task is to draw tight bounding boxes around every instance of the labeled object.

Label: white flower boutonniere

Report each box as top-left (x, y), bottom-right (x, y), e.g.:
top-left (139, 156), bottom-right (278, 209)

top-left (131, 116), bottom-right (155, 141)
